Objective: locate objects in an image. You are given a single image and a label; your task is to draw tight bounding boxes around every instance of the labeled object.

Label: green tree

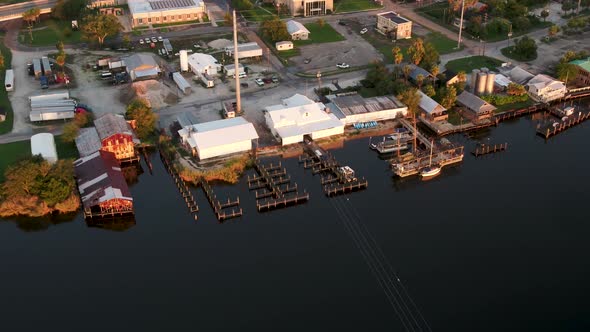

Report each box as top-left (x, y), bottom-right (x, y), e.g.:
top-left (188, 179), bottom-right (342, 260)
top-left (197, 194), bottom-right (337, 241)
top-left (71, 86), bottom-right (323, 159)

top-left (62, 122), bottom-right (80, 142)
top-left (224, 12), bottom-right (232, 26)
top-left (365, 61), bottom-right (390, 87)
top-left (392, 46), bottom-right (403, 65)
top-left (416, 74), bottom-right (424, 89)
top-left (562, 1), bottom-right (574, 15)
top-left (126, 98), bottom-right (158, 140)
top-left (81, 14), bottom-right (123, 46)
top-left (52, 0), bottom-right (87, 20)
top-left (259, 17), bottom-right (291, 43)
top-left (317, 18), bottom-right (325, 27)
top-left (423, 84), bottom-right (436, 97)
top-left (396, 88), bottom-right (421, 153)
top-left (556, 63), bottom-right (579, 85)
top-left (513, 36), bottom-right (537, 60)
top-left (421, 42), bottom-right (440, 71)
top-left (22, 7), bottom-right (41, 42)
top-left (548, 24), bottom-right (560, 37)
top-left (407, 38), bottom-right (425, 65)
top-left (402, 64), bottom-right (412, 84)
top-left (430, 65), bottom-right (440, 86)
top-left (439, 85), bottom-right (457, 109)
top-left (506, 82), bottom-right (527, 96)
top-left (540, 9), bottom-right (550, 22)
top-left (448, 0), bottom-right (477, 12)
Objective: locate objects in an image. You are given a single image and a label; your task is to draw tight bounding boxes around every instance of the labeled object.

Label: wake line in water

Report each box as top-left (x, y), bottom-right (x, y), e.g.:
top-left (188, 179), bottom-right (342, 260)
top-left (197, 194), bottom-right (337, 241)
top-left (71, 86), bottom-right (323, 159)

top-left (330, 196), bottom-right (432, 332)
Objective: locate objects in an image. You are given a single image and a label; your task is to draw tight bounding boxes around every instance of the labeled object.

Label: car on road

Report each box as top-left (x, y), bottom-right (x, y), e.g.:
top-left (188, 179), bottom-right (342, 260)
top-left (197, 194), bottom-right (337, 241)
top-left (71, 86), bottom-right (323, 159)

top-left (303, 58), bottom-right (311, 64)
top-left (151, 36), bottom-right (158, 43)
top-left (337, 63), bottom-right (350, 69)
top-left (157, 36), bottom-right (163, 41)
top-left (360, 28), bottom-right (368, 34)
top-left (139, 39), bottom-right (145, 45)
top-left (271, 76), bottom-right (279, 83)
top-left (255, 78), bottom-right (264, 87)
top-left (144, 38), bottom-right (151, 43)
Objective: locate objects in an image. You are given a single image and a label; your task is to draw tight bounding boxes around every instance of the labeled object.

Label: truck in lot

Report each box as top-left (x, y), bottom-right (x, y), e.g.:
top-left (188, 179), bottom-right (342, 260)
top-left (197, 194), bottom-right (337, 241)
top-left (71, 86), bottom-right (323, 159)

top-left (40, 76), bottom-right (49, 89)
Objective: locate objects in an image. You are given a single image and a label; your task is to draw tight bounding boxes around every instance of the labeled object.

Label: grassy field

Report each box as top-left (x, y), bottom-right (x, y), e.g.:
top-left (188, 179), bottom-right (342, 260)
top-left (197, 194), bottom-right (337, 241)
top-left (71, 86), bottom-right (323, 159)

top-left (242, 6), bottom-right (277, 22)
top-left (294, 23), bottom-right (345, 46)
top-left (19, 19), bottom-right (82, 47)
top-left (0, 135), bottom-right (79, 182)
top-left (493, 98), bottom-right (534, 113)
top-left (333, 0), bottom-right (383, 13)
top-left (445, 56), bottom-right (503, 73)
top-left (501, 46), bottom-right (537, 62)
top-left (0, 34), bottom-right (14, 135)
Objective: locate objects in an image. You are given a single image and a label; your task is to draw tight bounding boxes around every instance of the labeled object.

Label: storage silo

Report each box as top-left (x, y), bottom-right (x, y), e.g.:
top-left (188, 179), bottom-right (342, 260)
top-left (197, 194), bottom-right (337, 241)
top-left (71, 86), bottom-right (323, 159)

top-left (471, 69), bottom-right (480, 93)
top-left (180, 50), bottom-right (189, 72)
top-left (476, 71), bottom-right (487, 95)
top-left (485, 71), bottom-right (496, 94)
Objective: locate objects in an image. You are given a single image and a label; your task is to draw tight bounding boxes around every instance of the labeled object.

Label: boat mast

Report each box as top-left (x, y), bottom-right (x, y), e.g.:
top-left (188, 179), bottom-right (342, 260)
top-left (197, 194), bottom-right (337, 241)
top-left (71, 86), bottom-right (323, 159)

top-left (428, 139), bottom-right (434, 167)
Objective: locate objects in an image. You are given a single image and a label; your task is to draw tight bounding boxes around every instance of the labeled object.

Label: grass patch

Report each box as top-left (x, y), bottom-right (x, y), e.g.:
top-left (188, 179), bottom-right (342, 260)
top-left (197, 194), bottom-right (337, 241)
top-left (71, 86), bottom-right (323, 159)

top-left (425, 32), bottom-right (459, 55)
top-left (447, 109), bottom-right (467, 126)
top-left (500, 46), bottom-right (537, 62)
top-left (260, 3), bottom-right (292, 18)
top-left (276, 48), bottom-right (300, 58)
top-left (19, 19), bottom-right (81, 47)
top-left (493, 98), bottom-right (534, 113)
top-left (152, 19), bottom-right (202, 28)
top-left (241, 6), bottom-right (277, 22)
top-left (333, 0), bottom-right (383, 13)
top-left (294, 23), bottom-right (345, 46)
top-left (0, 34), bottom-right (14, 135)
top-left (445, 56), bottom-right (503, 73)
top-left (359, 87), bottom-right (378, 98)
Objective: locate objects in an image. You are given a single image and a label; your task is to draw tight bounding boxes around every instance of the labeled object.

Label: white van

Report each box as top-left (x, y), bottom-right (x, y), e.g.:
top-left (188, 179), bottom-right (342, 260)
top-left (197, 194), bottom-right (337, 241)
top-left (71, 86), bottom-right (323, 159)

top-left (5, 69), bottom-right (14, 91)
top-left (100, 71), bottom-right (113, 80)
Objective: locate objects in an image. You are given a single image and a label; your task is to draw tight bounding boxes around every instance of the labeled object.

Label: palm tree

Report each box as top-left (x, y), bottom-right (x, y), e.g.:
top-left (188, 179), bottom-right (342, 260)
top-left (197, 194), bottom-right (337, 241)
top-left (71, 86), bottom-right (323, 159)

top-left (22, 7), bottom-right (41, 42)
top-left (397, 88), bottom-right (422, 154)
top-left (56, 53), bottom-right (66, 77)
top-left (416, 74), bottom-right (424, 89)
top-left (402, 64), bottom-right (412, 84)
top-left (430, 65), bottom-right (440, 87)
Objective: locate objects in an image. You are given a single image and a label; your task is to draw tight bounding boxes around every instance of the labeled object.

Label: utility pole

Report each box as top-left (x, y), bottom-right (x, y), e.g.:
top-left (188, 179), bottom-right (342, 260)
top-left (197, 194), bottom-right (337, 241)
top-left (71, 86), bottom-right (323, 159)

top-left (233, 10), bottom-right (241, 114)
top-left (316, 71), bottom-right (322, 95)
top-left (457, 0), bottom-right (465, 49)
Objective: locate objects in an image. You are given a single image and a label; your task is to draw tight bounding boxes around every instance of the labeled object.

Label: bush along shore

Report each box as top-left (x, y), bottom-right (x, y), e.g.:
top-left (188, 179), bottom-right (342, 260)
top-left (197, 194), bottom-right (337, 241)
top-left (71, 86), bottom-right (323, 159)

top-left (0, 156), bottom-right (80, 218)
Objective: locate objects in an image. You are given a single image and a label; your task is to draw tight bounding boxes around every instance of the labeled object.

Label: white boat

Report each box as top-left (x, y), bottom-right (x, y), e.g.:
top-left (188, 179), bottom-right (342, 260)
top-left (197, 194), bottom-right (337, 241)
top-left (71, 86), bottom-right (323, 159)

top-left (420, 139), bottom-right (441, 178)
top-left (371, 141), bottom-right (409, 154)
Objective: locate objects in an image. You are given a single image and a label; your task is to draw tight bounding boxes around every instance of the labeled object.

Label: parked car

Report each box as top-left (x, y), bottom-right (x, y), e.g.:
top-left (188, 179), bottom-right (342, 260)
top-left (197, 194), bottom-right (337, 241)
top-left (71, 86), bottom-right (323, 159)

top-left (304, 58), bottom-right (311, 64)
top-left (139, 39), bottom-right (145, 45)
top-left (337, 63), bottom-right (350, 69)
top-left (262, 77), bottom-right (272, 84)
top-left (338, 20), bottom-right (347, 26)
top-left (360, 28), bottom-right (368, 34)
top-left (255, 78), bottom-right (264, 87)
top-left (271, 76), bottom-right (279, 83)
top-left (151, 36), bottom-right (157, 43)
top-left (144, 38), bottom-right (151, 43)
top-left (157, 36), bottom-right (163, 41)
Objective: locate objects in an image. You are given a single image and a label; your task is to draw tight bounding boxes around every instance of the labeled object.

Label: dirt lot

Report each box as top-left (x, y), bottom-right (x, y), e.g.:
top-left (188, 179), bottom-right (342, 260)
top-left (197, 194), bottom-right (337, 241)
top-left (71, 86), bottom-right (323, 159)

top-left (290, 20), bottom-right (384, 72)
top-left (529, 31), bottom-right (590, 74)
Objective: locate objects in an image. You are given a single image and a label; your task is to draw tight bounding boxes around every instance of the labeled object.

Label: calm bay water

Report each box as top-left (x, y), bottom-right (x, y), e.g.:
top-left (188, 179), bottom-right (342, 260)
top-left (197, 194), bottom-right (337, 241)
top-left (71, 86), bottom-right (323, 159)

top-left (1, 111), bottom-right (589, 331)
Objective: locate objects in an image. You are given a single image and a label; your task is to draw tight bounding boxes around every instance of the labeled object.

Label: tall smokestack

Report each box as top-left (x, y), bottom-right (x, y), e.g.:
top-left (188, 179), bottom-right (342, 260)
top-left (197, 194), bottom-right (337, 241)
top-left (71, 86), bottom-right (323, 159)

top-left (233, 10), bottom-right (241, 114)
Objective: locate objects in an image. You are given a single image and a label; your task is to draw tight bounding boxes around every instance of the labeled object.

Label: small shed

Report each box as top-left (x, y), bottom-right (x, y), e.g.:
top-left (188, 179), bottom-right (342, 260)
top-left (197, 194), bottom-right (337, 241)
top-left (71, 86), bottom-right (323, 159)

top-left (456, 90), bottom-right (496, 121)
top-left (417, 90), bottom-right (447, 122)
top-left (172, 72), bottom-right (192, 95)
top-left (223, 63), bottom-right (245, 78)
top-left (287, 20), bottom-right (310, 40)
top-left (31, 133), bottom-right (58, 164)
top-left (276, 41), bottom-right (294, 51)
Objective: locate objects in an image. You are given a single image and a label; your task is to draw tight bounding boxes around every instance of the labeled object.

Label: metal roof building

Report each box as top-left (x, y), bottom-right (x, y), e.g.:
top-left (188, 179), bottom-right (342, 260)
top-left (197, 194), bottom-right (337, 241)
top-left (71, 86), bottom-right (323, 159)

top-left (31, 133), bottom-right (58, 164)
top-left (225, 42), bottom-right (263, 59)
top-left (177, 117), bottom-right (259, 160)
top-left (456, 90), bottom-right (496, 120)
top-left (326, 94), bottom-right (407, 125)
top-left (417, 90), bottom-right (448, 122)
top-left (75, 127), bottom-right (102, 157)
top-left (123, 54), bottom-right (160, 81)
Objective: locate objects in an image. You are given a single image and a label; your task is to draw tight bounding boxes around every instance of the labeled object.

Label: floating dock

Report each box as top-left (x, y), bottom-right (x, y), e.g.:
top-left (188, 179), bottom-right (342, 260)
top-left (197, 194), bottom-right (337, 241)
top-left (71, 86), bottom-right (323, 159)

top-left (391, 145), bottom-right (464, 178)
top-left (536, 109), bottom-right (590, 139)
top-left (249, 160), bottom-right (309, 212)
top-left (472, 143), bottom-right (508, 157)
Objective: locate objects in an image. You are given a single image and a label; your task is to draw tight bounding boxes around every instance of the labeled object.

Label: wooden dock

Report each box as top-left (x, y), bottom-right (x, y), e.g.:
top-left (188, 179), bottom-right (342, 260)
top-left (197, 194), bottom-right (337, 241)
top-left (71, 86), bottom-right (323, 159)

top-left (300, 140), bottom-right (368, 196)
top-left (536, 109), bottom-right (590, 139)
top-left (391, 145), bottom-right (464, 177)
top-left (159, 152), bottom-right (199, 219)
top-left (199, 178), bottom-right (242, 221)
top-left (249, 160), bottom-right (309, 212)
top-left (472, 143), bottom-right (508, 157)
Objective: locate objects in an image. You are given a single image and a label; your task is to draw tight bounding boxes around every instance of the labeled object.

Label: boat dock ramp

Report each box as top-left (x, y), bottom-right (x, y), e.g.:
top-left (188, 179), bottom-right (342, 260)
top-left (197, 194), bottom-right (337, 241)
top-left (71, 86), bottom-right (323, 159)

top-left (248, 160), bottom-right (309, 212)
top-left (537, 108), bottom-right (590, 139)
top-left (299, 139), bottom-right (368, 196)
top-left (391, 145), bottom-right (464, 178)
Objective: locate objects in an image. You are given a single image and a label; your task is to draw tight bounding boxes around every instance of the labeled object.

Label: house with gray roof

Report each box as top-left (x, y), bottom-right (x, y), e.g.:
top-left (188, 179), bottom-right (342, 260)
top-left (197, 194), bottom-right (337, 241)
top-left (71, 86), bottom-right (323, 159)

top-left (417, 90), bottom-right (447, 122)
top-left (456, 90), bottom-right (496, 121)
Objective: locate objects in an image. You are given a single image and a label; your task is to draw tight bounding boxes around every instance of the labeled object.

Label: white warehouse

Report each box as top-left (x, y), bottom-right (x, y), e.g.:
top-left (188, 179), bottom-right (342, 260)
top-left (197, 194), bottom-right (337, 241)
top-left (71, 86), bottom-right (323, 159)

top-left (225, 42), bottom-right (263, 59)
top-left (30, 133), bottom-right (58, 164)
top-left (187, 52), bottom-right (221, 76)
top-left (325, 94), bottom-right (408, 125)
top-left (264, 94), bottom-right (344, 146)
top-left (178, 117), bottom-right (259, 160)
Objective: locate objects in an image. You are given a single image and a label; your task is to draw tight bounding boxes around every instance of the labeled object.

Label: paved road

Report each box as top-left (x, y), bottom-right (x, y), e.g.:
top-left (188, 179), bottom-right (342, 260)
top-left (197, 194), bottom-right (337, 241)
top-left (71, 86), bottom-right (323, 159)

top-left (0, 0), bottom-right (56, 22)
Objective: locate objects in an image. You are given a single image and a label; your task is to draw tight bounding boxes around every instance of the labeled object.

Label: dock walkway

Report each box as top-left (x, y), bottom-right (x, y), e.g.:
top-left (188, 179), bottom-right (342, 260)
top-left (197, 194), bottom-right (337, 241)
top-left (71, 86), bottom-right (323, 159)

top-left (391, 145), bottom-right (464, 178)
top-left (249, 160), bottom-right (309, 212)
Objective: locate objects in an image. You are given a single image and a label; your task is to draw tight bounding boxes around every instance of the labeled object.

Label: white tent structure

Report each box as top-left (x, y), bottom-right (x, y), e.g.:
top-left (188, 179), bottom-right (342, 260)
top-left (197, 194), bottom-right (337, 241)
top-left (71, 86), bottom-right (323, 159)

top-left (31, 133), bottom-right (58, 164)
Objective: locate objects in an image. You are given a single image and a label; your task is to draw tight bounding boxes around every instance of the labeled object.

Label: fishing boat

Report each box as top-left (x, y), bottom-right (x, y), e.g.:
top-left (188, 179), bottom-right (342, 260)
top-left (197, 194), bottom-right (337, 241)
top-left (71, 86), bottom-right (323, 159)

top-left (369, 134), bottom-right (409, 154)
top-left (420, 140), bottom-right (441, 178)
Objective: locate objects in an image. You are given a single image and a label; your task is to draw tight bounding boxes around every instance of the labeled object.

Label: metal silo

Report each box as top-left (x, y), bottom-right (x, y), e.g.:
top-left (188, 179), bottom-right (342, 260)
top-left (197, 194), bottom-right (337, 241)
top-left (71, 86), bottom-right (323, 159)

top-left (485, 71), bottom-right (496, 94)
top-left (180, 50), bottom-right (189, 72)
top-left (476, 71), bottom-right (487, 95)
top-left (471, 69), bottom-right (480, 93)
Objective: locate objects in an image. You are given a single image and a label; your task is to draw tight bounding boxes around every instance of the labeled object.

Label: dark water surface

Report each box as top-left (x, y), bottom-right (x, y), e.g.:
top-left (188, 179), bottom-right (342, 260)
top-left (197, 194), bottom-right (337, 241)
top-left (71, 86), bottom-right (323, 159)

top-left (1, 114), bottom-right (589, 331)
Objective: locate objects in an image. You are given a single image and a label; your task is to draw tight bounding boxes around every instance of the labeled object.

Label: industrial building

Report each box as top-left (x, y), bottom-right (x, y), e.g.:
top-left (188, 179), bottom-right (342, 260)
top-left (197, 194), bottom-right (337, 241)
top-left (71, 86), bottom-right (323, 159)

top-left (29, 91), bottom-right (76, 122)
top-left (128, 0), bottom-right (206, 28)
top-left (456, 91), bottom-right (496, 121)
top-left (224, 42), bottom-right (263, 60)
top-left (526, 74), bottom-right (567, 103)
top-left (497, 64), bottom-right (534, 85)
top-left (326, 94), bottom-right (408, 125)
top-left (75, 127), bottom-right (103, 157)
top-left (177, 117), bottom-right (259, 160)
top-left (172, 72), bottom-right (192, 95)
top-left (286, 20), bottom-right (310, 40)
top-left (264, 94), bottom-right (344, 145)
top-left (187, 52), bottom-right (221, 76)
top-left (569, 57), bottom-right (590, 87)
top-left (123, 54), bottom-right (160, 81)
top-left (376, 11), bottom-right (412, 40)
top-left (470, 68), bottom-right (496, 95)
top-left (223, 63), bottom-right (245, 78)
top-left (94, 113), bottom-right (139, 161)
top-left (74, 151), bottom-right (134, 218)
top-left (417, 90), bottom-right (447, 122)
top-left (30, 133), bottom-right (58, 164)
top-left (278, 0), bottom-right (333, 16)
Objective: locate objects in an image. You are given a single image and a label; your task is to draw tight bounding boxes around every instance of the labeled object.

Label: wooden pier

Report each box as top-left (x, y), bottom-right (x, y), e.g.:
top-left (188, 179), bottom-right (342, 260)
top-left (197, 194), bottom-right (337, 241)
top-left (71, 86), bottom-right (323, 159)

top-left (391, 145), bottom-right (464, 177)
top-left (159, 152), bottom-right (199, 219)
top-left (299, 140), bottom-right (368, 196)
top-left (536, 110), bottom-right (590, 139)
top-left (199, 178), bottom-right (243, 221)
top-left (472, 143), bottom-right (508, 157)
top-left (249, 160), bottom-right (309, 212)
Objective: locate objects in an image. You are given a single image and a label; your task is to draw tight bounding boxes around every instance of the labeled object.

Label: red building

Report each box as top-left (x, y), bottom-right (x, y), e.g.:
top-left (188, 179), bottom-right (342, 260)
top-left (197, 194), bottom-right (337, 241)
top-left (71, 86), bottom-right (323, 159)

top-left (94, 113), bottom-right (139, 161)
top-left (74, 151), bottom-right (134, 218)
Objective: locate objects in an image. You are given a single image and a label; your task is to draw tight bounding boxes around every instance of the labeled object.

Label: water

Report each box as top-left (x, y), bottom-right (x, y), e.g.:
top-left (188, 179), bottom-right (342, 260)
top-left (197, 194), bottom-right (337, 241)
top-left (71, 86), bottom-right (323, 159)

top-left (1, 115), bottom-right (589, 331)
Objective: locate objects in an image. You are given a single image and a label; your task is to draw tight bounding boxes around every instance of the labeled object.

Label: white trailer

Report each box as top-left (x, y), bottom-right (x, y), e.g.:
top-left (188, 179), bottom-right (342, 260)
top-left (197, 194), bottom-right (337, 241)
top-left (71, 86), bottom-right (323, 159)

top-left (30, 100), bottom-right (76, 108)
top-left (29, 91), bottom-right (70, 103)
top-left (33, 59), bottom-right (42, 79)
top-left (41, 56), bottom-right (52, 76)
top-left (199, 73), bottom-right (214, 88)
top-left (30, 108), bottom-right (75, 122)
top-left (172, 72), bottom-right (192, 95)
top-left (225, 42), bottom-right (263, 59)
top-left (5, 69), bottom-right (14, 91)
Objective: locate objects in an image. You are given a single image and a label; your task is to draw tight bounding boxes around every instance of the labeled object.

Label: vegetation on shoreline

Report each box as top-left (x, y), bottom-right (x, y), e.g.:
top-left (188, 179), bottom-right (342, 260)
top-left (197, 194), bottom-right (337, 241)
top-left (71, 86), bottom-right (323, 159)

top-left (0, 33), bottom-right (14, 135)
